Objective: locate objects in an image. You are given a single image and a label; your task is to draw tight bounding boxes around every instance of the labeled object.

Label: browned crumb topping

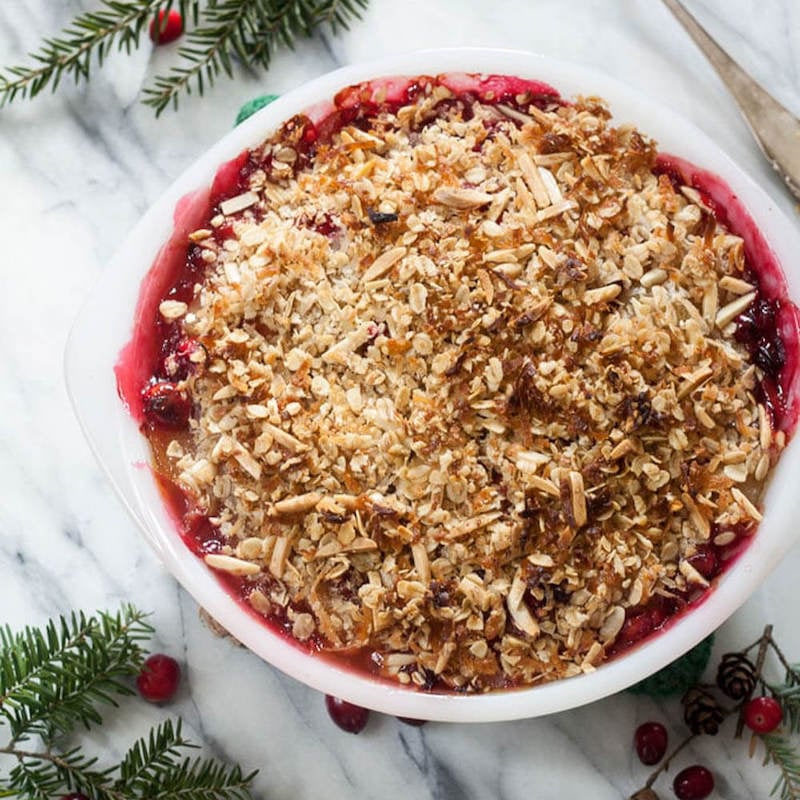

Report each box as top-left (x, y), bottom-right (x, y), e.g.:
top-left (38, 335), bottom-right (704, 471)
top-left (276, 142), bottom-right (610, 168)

top-left (159, 85), bottom-right (780, 691)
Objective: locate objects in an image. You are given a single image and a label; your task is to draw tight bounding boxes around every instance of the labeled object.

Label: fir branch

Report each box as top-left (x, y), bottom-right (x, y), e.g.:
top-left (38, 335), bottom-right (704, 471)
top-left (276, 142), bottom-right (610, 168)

top-left (1, 0), bottom-right (368, 116)
top-left (0, 1), bottom-right (186, 105)
top-left (141, 0), bottom-right (369, 115)
top-left (141, 0), bottom-right (257, 115)
top-left (763, 733), bottom-right (800, 800)
top-left (2, 745), bottom-right (112, 800)
top-left (0, 735), bottom-right (256, 800)
top-left (768, 674), bottom-right (800, 736)
top-left (115, 718), bottom-right (193, 791)
top-left (136, 754), bottom-right (256, 800)
top-left (0, 606), bottom-right (152, 742)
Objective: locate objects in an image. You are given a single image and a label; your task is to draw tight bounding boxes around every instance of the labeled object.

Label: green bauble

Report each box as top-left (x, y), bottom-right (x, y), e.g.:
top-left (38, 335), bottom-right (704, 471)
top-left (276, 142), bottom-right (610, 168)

top-left (235, 94), bottom-right (280, 126)
top-left (627, 635), bottom-right (715, 696)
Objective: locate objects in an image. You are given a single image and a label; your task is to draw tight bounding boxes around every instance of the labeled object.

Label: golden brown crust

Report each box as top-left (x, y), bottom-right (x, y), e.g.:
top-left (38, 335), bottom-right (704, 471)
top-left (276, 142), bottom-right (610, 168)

top-left (159, 85), bottom-right (779, 691)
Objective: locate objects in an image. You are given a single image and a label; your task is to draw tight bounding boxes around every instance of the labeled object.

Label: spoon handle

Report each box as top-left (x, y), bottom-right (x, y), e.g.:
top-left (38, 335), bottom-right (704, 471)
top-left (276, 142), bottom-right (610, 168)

top-left (661, 0), bottom-right (800, 200)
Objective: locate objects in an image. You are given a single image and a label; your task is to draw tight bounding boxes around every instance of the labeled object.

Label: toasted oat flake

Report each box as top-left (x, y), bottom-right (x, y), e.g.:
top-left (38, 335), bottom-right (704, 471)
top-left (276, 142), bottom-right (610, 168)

top-left (147, 80), bottom-right (788, 694)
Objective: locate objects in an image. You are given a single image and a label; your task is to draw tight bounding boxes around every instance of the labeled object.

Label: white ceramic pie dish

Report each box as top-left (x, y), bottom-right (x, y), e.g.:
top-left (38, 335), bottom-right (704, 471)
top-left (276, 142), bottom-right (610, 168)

top-left (65, 48), bottom-right (800, 722)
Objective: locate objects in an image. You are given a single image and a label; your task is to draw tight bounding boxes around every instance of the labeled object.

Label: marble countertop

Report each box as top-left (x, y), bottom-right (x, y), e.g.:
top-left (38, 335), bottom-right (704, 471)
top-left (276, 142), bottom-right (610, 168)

top-left (1, 1), bottom-right (799, 797)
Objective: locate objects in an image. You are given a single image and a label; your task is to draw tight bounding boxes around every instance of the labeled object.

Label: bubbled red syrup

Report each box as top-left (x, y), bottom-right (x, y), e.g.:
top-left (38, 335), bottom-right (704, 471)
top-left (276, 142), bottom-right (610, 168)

top-left (115, 75), bottom-right (800, 688)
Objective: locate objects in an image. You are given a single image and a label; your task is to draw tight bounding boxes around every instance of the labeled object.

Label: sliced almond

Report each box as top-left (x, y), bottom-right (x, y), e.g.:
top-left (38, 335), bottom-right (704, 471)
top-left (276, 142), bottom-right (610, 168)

top-left (269, 491), bottom-right (321, 516)
top-left (567, 470), bottom-right (587, 528)
top-left (507, 568), bottom-right (540, 638)
top-left (716, 291), bottom-right (756, 329)
top-left (640, 268), bottom-right (668, 288)
top-left (517, 150), bottom-right (551, 208)
top-left (362, 246), bottom-right (407, 282)
top-left (677, 365), bottom-right (714, 400)
top-left (679, 558), bottom-right (709, 587)
top-left (411, 541), bottom-right (431, 583)
top-left (719, 276), bottom-right (755, 295)
top-left (219, 191), bottom-right (259, 216)
top-left (432, 186), bottom-right (493, 209)
top-left (204, 554), bottom-right (261, 576)
top-left (583, 284), bottom-right (621, 306)
top-left (731, 487), bottom-right (763, 521)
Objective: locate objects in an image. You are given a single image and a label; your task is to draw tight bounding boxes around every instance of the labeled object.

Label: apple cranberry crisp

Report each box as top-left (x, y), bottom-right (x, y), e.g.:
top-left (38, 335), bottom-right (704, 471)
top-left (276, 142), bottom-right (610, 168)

top-left (141, 76), bottom-right (790, 691)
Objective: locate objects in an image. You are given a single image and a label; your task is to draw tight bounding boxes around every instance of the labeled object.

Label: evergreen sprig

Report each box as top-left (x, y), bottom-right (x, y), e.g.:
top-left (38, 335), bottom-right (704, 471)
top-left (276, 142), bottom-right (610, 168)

top-left (0, 0), bottom-right (368, 116)
top-left (0, 606), bottom-right (152, 742)
top-left (0, 607), bottom-right (256, 800)
top-left (769, 663), bottom-right (800, 736)
top-left (763, 733), bottom-right (800, 800)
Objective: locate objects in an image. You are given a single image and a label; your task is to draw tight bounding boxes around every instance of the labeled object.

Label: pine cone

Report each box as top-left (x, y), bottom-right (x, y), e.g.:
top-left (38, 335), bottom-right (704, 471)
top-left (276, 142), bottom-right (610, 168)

top-left (630, 790), bottom-right (660, 800)
top-left (716, 652), bottom-right (757, 699)
top-left (682, 686), bottom-right (724, 734)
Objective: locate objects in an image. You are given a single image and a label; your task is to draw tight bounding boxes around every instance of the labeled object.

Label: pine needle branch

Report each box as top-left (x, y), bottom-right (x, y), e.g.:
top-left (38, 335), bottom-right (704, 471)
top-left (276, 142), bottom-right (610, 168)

top-left (1, 0), bottom-right (369, 116)
top-left (0, 606), bottom-right (256, 800)
top-left (763, 732), bottom-right (800, 799)
top-left (141, 0), bottom-right (369, 115)
top-left (141, 0), bottom-right (256, 115)
top-left (115, 718), bottom-right (194, 791)
top-left (2, 744), bottom-right (114, 800)
top-left (0, 734), bottom-right (256, 800)
top-left (767, 663), bottom-right (800, 736)
top-left (0, 605), bottom-right (153, 742)
top-left (0, 1), bottom-right (187, 106)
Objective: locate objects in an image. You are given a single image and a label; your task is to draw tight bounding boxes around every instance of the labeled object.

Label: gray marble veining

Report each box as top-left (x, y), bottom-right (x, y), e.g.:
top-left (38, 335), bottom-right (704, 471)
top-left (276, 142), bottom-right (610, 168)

top-left (1, 1), bottom-right (799, 797)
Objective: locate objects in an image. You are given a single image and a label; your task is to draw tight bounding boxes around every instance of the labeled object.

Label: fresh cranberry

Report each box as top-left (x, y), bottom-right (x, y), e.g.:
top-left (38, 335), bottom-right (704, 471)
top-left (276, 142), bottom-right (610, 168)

top-left (634, 721), bottom-right (668, 765)
top-left (60, 795), bottom-right (89, 800)
top-left (753, 337), bottom-right (785, 376)
top-left (142, 381), bottom-right (192, 428)
top-left (398, 717), bottom-right (427, 727)
top-left (736, 297), bottom-right (777, 340)
top-left (149, 9), bottom-right (183, 44)
top-left (136, 654), bottom-right (181, 703)
top-left (618, 611), bottom-right (656, 646)
top-left (744, 695), bottom-right (783, 734)
top-left (162, 337), bottom-right (205, 380)
top-left (687, 545), bottom-right (720, 581)
top-left (325, 695), bottom-right (369, 733)
top-left (673, 765), bottom-right (714, 800)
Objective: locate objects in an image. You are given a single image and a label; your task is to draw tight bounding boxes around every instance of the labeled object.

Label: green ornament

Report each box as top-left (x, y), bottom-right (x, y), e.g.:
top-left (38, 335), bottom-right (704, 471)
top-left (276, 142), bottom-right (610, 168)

top-left (627, 634), bottom-right (715, 696)
top-left (235, 94), bottom-right (280, 127)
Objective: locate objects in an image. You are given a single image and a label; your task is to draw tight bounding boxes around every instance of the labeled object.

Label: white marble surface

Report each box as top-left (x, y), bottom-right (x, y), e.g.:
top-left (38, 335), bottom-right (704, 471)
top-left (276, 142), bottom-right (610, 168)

top-left (1, 1), bottom-right (799, 797)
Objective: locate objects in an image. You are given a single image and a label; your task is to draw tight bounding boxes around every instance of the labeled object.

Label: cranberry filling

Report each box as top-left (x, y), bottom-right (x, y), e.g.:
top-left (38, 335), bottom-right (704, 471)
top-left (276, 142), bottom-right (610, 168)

top-left (141, 381), bottom-right (192, 429)
top-left (116, 75), bottom-right (800, 691)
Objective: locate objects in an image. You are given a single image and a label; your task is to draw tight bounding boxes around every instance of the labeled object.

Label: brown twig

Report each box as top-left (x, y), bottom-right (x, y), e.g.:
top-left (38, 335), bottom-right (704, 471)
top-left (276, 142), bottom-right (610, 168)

top-left (736, 624), bottom-right (773, 737)
top-left (643, 733), bottom-right (700, 789)
top-left (768, 635), bottom-right (800, 682)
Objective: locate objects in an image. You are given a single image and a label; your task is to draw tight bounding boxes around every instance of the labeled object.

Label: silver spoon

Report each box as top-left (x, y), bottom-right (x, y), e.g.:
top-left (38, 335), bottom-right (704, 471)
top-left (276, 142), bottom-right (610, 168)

top-left (661, 0), bottom-right (800, 200)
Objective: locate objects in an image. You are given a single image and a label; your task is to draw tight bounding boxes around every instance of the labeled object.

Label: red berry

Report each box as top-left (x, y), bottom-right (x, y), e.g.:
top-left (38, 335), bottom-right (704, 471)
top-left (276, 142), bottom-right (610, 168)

top-left (634, 721), bottom-right (668, 765)
top-left (618, 611), bottom-right (655, 646)
top-left (136, 654), bottom-right (181, 703)
top-left (149, 9), bottom-right (183, 45)
top-left (61, 795), bottom-right (89, 800)
top-left (397, 717), bottom-right (427, 727)
top-left (687, 545), bottom-right (720, 580)
top-left (142, 381), bottom-right (192, 428)
top-left (744, 695), bottom-right (783, 734)
top-left (325, 695), bottom-right (369, 733)
top-left (673, 765), bottom-right (714, 800)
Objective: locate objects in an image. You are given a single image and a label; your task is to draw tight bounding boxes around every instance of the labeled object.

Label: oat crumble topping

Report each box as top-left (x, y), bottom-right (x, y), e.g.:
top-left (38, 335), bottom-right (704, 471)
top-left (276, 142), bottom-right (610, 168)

top-left (151, 80), bottom-right (784, 691)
